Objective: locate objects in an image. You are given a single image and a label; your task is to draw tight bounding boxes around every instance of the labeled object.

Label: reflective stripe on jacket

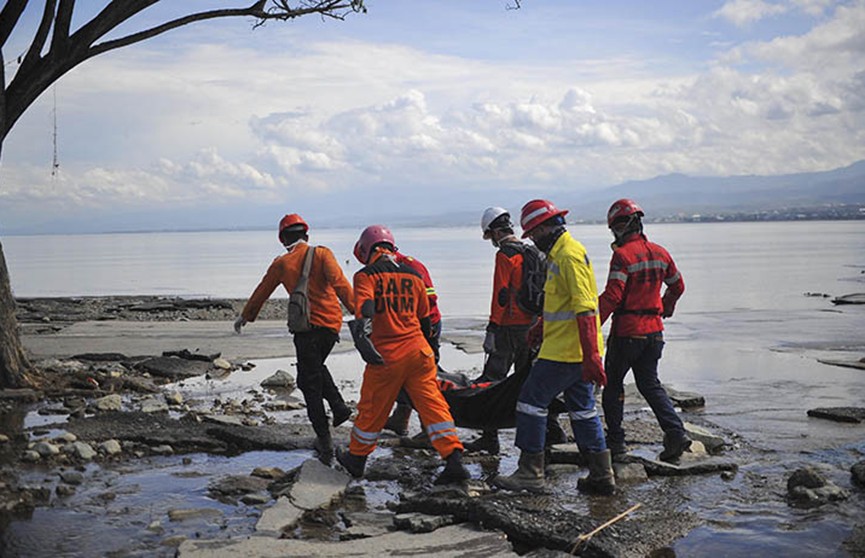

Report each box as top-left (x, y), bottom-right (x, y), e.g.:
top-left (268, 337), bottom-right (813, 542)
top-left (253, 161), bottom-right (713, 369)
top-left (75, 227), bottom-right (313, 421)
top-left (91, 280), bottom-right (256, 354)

top-left (241, 242), bottom-right (354, 333)
top-left (599, 234), bottom-right (685, 336)
top-left (537, 231), bottom-right (604, 363)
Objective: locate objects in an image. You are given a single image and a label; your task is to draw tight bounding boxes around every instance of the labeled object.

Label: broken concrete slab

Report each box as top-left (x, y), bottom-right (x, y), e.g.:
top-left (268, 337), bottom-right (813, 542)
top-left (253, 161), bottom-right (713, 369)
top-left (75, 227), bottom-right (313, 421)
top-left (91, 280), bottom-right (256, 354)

top-left (290, 459), bottom-right (350, 510)
top-left (806, 407), bottom-right (865, 424)
top-left (179, 524), bottom-right (516, 557)
top-left (684, 422), bottom-right (726, 453)
top-left (255, 496), bottom-right (302, 535)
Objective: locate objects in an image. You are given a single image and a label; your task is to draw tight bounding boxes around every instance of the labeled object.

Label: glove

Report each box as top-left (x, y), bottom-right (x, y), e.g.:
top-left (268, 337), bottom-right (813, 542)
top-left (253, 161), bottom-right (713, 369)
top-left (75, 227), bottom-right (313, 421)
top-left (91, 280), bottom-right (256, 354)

top-left (576, 313), bottom-right (606, 387)
top-left (483, 331), bottom-right (496, 354)
top-left (233, 316), bottom-right (247, 334)
top-left (526, 317), bottom-right (543, 350)
top-left (348, 318), bottom-right (384, 365)
top-left (661, 292), bottom-right (678, 318)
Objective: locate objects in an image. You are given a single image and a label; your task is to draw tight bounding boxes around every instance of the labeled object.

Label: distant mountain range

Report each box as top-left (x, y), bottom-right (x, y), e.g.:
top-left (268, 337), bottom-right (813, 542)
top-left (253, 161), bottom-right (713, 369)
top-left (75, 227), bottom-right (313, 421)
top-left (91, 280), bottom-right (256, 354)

top-left (376, 159), bottom-right (865, 228)
top-left (557, 159), bottom-right (865, 223)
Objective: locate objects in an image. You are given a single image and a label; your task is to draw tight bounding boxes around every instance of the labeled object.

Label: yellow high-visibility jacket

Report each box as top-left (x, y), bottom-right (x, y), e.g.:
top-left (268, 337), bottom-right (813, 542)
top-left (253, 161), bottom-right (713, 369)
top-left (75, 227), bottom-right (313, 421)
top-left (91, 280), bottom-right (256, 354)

top-left (537, 230), bottom-right (605, 363)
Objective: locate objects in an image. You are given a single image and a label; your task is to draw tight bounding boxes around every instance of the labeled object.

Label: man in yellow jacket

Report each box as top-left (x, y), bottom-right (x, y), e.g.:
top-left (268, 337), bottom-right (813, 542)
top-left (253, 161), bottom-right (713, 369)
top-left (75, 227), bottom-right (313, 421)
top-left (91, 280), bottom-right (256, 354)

top-left (494, 200), bottom-right (614, 495)
top-left (234, 214), bottom-right (355, 466)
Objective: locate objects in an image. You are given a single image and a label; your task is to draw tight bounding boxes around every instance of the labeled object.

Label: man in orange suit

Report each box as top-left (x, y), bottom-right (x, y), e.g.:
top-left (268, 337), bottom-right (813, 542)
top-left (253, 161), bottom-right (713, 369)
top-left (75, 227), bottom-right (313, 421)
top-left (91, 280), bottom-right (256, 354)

top-left (234, 214), bottom-right (354, 466)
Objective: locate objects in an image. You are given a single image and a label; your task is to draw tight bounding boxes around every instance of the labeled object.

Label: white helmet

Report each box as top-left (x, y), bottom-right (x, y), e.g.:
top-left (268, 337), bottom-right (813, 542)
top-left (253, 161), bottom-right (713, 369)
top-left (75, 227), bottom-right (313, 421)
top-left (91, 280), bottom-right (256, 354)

top-left (481, 206), bottom-right (511, 238)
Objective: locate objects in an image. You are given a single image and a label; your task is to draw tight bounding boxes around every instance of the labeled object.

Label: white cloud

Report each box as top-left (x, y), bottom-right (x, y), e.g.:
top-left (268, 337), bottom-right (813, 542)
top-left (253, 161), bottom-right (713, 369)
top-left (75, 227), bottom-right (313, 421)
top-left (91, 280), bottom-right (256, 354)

top-left (714, 0), bottom-right (789, 26)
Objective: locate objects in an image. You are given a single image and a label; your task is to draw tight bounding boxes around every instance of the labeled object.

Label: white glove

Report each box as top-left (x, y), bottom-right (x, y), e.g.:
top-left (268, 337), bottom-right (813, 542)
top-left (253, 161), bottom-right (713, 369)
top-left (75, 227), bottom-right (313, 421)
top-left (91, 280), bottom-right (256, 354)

top-left (233, 316), bottom-right (247, 334)
top-left (483, 331), bottom-right (496, 354)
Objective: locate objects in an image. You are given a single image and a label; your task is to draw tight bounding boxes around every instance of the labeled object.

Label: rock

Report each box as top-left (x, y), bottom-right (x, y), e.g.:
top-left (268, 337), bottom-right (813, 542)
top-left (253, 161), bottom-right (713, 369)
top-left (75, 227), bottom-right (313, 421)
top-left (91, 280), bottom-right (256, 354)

top-left (393, 512), bottom-right (456, 533)
top-left (208, 475), bottom-right (270, 503)
top-left (240, 494), bottom-right (271, 506)
top-left (135, 356), bottom-right (212, 379)
top-left (0, 434), bottom-right (9, 443)
top-left (168, 508), bottom-right (223, 522)
top-left (99, 439), bottom-right (122, 455)
top-left (807, 407), bottom-right (865, 423)
top-left (256, 496), bottom-right (303, 535)
top-left (65, 441), bottom-right (97, 460)
top-left (151, 444), bottom-right (174, 455)
top-left (614, 462), bottom-right (649, 483)
top-left (161, 535), bottom-right (188, 548)
top-left (163, 349), bottom-right (220, 362)
top-left (290, 459), bottom-right (351, 510)
top-left (666, 387), bottom-right (706, 409)
top-left (54, 432), bottom-right (77, 443)
top-left (684, 423), bottom-right (726, 453)
top-left (638, 454), bottom-right (737, 477)
top-left (139, 397), bottom-right (169, 413)
top-left (180, 523), bottom-right (517, 557)
top-left (59, 470), bottom-right (84, 485)
top-left (261, 370), bottom-right (296, 390)
top-left (831, 293), bottom-right (865, 305)
top-left (21, 450), bottom-right (41, 462)
top-left (93, 394), bottom-right (122, 412)
top-left (55, 484), bottom-right (76, 497)
top-left (165, 391), bottom-right (184, 405)
top-left (852, 461), bottom-right (865, 487)
top-left (33, 441), bottom-right (61, 457)
top-left (787, 466), bottom-right (849, 507)
top-left (251, 467), bottom-right (285, 480)
top-left (213, 358), bottom-right (232, 370)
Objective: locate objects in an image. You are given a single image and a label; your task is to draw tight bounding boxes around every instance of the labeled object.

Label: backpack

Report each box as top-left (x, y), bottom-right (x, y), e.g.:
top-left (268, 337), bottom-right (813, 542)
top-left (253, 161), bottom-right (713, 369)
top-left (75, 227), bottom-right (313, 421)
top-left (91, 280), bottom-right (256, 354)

top-left (287, 246), bottom-right (315, 333)
top-left (503, 241), bottom-right (546, 316)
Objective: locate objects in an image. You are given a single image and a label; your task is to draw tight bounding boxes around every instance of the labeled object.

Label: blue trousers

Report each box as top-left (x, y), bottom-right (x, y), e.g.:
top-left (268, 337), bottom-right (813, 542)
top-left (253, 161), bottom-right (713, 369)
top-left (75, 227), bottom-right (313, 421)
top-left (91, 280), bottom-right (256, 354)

top-left (515, 358), bottom-right (606, 454)
top-left (602, 333), bottom-right (685, 446)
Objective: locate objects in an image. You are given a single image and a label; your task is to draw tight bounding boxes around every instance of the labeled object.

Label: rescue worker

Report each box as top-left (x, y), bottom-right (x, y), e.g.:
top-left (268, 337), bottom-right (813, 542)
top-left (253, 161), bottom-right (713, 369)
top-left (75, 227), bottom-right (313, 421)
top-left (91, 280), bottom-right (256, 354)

top-left (336, 225), bottom-right (470, 485)
top-left (493, 200), bottom-right (614, 495)
top-left (382, 244), bottom-right (443, 437)
top-left (599, 198), bottom-right (690, 462)
top-left (234, 214), bottom-right (354, 466)
top-left (463, 207), bottom-right (539, 455)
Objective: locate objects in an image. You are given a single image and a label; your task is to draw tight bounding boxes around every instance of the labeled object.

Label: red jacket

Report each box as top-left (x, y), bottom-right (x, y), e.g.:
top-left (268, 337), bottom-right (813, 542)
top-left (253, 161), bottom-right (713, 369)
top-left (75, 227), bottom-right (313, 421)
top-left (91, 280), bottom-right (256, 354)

top-left (489, 240), bottom-right (534, 327)
top-left (395, 251), bottom-right (441, 326)
top-left (599, 234), bottom-right (684, 337)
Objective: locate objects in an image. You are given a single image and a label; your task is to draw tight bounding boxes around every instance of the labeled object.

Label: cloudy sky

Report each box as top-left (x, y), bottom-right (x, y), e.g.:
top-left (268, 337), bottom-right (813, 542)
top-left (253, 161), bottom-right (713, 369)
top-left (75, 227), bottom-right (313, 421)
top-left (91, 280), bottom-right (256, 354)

top-left (1, 0), bottom-right (863, 234)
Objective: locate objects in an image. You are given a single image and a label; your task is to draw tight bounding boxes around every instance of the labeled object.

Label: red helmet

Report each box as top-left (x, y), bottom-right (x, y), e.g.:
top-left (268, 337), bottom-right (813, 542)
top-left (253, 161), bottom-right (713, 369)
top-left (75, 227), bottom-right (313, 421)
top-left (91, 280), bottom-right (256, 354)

top-left (606, 199), bottom-right (644, 228)
top-left (278, 214), bottom-right (309, 243)
top-left (354, 225), bottom-right (396, 264)
top-left (520, 199), bottom-right (569, 238)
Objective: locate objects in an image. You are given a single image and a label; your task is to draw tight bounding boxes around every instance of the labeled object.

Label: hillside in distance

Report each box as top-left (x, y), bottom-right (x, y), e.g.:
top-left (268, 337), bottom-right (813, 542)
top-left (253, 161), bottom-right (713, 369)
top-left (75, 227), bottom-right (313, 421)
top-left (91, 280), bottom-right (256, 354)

top-left (561, 160), bottom-right (865, 222)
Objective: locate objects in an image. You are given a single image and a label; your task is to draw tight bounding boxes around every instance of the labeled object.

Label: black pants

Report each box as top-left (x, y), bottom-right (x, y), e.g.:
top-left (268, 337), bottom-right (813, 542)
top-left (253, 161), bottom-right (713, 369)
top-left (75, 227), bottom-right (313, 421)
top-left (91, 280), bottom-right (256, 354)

top-left (293, 327), bottom-right (345, 438)
top-left (480, 324), bottom-right (532, 383)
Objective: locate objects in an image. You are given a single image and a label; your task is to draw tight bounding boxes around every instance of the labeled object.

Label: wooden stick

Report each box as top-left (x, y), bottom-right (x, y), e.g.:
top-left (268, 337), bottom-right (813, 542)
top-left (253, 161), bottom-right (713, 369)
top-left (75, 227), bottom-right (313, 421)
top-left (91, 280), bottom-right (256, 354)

top-left (570, 503), bottom-right (642, 554)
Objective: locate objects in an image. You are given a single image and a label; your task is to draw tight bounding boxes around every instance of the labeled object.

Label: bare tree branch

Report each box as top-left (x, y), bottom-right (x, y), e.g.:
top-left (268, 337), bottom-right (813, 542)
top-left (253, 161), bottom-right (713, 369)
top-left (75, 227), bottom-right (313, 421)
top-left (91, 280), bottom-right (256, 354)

top-left (19, 0), bottom-right (57, 73)
top-left (50, 0), bottom-right (76, 53)
top-left (0, 0), bottom-right (29, 48)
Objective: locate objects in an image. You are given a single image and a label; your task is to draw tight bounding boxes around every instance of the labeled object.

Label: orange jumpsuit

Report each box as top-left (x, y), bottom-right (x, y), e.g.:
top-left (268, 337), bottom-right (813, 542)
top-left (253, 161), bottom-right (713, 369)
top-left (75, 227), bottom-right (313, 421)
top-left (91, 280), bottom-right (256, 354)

top-left (349, 249), bottom-right (463, 459)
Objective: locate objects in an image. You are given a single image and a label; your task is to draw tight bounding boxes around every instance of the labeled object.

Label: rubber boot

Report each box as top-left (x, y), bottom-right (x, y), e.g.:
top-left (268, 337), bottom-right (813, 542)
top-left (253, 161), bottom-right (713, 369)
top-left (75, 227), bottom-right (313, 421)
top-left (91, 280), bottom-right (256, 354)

top-left (463, 430), bottom-right (500, 455)
top-left (384, 403), bottom-right (412, 437)
top-left (606, 438), bottom-right (628, 462)
top-left (577, 450), bottom-right (616, 495)
top-left (659, 432), bottom-right (692, 462)
top-left (434, 449), bottom-right (471, 485)
top-left (313, 432), bottom-right (333, 466)
top-left (332, 403), bottom-right (352, 427)
top-left (493, 451), bottom-right (545, 493)
top-left (336, 447), bottom-right (367, 479)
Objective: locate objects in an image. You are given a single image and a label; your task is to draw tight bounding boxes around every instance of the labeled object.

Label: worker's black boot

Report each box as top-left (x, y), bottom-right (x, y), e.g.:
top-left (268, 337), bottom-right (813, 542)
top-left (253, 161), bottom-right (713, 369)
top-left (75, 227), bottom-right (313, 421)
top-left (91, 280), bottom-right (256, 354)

top-left (659, 431), bottom-right (692, 462)
top-left (313, 432), bottom-right (333, 466)
top-left (336, 447), bottom-right (367, 479)
top-left (463, 430), bottom-right (500, 455)
top-left (384, 403), bottom-right (412, 437)
top-left (577, 450), bottom-right (616, 495)
top-left (434, 449), bottom-right (471, 485)
top-left (493, 451), bottom-right (545, 493)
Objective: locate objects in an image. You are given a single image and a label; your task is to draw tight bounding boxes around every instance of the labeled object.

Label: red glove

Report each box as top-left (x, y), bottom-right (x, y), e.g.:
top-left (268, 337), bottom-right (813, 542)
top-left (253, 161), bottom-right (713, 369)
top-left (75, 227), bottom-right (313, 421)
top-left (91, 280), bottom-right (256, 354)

top-left (576, 313), bottom-right (606, 387)
top-left (526, 317), bottom-right (543, 350)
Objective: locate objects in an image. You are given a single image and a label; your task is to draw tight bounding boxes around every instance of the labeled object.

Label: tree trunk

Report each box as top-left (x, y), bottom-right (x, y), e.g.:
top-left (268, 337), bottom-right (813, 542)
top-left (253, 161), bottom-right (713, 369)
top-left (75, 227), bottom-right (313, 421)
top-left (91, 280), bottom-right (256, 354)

top-left (0, 240), bottom-right (31, 389)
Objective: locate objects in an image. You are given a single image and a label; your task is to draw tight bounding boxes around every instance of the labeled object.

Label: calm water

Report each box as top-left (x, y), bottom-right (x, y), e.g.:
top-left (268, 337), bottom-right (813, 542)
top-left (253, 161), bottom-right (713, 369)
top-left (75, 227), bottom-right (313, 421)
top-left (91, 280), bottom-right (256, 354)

top-left (4, 221), bottom-right (865, 556)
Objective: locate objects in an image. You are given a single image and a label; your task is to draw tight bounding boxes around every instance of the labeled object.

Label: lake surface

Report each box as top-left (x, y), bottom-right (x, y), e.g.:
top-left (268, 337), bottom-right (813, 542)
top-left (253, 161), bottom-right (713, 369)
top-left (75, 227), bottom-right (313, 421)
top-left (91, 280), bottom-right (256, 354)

top-left (3, 221), bottom-right (865, 556)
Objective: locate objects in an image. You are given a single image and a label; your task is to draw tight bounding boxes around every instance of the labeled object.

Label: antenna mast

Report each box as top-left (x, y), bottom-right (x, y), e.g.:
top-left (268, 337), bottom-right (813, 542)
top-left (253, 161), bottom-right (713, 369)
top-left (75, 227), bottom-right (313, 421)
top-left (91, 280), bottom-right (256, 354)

top-left (51, 85), bottom-right (59, 177)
